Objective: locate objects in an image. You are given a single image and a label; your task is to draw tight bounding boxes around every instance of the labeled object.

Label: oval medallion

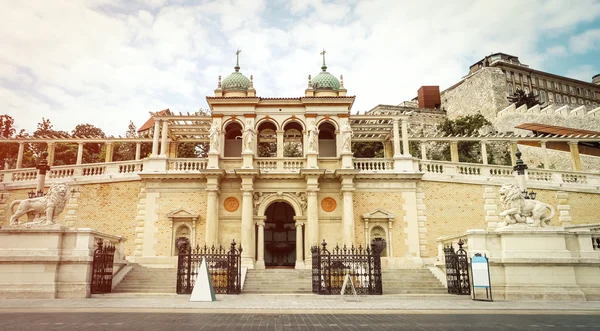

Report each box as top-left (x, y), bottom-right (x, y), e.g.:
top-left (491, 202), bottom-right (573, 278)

top-left (224, 197), bottom-right (240, 212)
top-left (321, 197), bottom-right (336, 212)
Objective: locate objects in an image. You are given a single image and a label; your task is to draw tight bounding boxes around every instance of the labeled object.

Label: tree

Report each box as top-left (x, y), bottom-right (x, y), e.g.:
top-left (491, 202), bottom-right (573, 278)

top-left (0, 115), bottom-right (18, 169)
top-left (435, 114), bottom-right (492, 163)
top-left (351, 142), bottom-right (384, 158)
top-left (508, 89), bottom-right (540, 108)
top-left (72, 123), bottom-right (106, 164)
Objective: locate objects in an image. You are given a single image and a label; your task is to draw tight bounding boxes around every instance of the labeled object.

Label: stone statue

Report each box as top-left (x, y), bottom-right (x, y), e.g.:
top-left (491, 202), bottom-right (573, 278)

top-left (9, 183), bottom-right (69, 226)
top-left (342, 122), bottom-right (353, 152)
top-left (209, 121), bottom-right (220, 153)
top-left (242, 121), bottom-right (256, 152)
top-left (253, 192), bottom-right (266, 215)
top-left (497, 183), bottom-right (556, 227)
top-left (307, 123), bottom-right (319, 153)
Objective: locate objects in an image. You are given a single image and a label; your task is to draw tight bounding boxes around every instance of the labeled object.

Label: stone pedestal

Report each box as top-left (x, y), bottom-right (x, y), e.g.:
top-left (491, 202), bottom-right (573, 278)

top-left (207, 152), bottom-right (219, 169)
top-left (461, 226), bottom-right (600, 301)
top-left (0, 226), bottom-right (125, 299)
top-left (143, 156), bottom-right (168, 172)
top-left (393, 156), bottom-right (418, 172)
top-left (306, 152), bottom-right (318, 169)
top-left (340, 152), bottom-right (353, 169)
top-left (242, 151), bottom-right (254, 169)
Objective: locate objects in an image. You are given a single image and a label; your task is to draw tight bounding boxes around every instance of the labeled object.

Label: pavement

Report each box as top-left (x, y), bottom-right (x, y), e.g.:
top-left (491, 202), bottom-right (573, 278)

top-left (2, 294), bottom-right (600, 314)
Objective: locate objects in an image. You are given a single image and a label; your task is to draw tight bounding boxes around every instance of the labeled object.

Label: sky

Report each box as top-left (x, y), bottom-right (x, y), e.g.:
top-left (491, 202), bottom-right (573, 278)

top-left (1, 0), bottom-right (600, 136)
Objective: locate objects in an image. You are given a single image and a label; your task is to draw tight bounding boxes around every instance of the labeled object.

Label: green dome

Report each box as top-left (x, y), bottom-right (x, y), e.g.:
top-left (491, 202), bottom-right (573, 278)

top-left (312, 64), bottom-right (340, 90)
top-left (222, 66), bottom-right (251, 90)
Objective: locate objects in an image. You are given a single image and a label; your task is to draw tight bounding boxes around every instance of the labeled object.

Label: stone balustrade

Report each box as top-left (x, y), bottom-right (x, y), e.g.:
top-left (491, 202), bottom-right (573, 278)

top-left (255, 158), bottom-right (305, 172)
top-left (168, 159), bottom-right (208, 172)
top-left (353, 158), bottom-right (394, 171)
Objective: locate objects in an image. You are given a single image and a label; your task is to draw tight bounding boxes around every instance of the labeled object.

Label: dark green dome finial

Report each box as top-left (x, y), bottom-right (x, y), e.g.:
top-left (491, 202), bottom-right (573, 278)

top-left (312, 49), bottom-right (340, 90)
top-left (222, 49), bottom-right (251, 90)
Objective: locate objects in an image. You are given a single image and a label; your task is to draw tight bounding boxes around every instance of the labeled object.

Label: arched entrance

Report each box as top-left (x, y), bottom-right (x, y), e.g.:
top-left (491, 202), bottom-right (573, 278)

top-left (263, 202), bottom-right (296, 268)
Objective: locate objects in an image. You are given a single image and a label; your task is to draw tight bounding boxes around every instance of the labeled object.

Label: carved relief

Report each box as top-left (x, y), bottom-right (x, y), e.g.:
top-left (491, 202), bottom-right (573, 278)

top-left (224, 197), bottom-right (240, 212)
top-left (321, 197), bottom-right (336, 212)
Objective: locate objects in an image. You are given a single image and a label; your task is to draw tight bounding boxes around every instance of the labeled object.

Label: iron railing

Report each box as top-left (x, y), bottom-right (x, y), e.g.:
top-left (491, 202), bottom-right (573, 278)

top-left (90, 239), bottom-right (116, 294)
top-left (176, 240), bottom-right (242, 294)
top-left (443, 239), bottom-right (471, 295)
top-left (311, 239), bottom-right (383, 295)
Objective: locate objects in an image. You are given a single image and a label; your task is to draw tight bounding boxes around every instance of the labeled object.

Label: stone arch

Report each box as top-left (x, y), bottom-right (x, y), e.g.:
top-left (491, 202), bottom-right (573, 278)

top-left (316, 117), bottom-right (339, 131)
top-left (255, 117), bottom-right (280, 130)
top-left (282, 117), bottom-right (306, 131)
top-left (256, 192), bottom-right (304, 217)
top-left (223, 120), bottom-right (244, 157)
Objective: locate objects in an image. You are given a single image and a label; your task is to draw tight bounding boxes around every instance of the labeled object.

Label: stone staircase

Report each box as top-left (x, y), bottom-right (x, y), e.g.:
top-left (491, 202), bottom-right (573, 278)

top-left (243, 269), bottom-right (313, 294)
top-left (381, 268), bottom-right (448, 294)
top-left (112, 264), bottom-right (177, 294)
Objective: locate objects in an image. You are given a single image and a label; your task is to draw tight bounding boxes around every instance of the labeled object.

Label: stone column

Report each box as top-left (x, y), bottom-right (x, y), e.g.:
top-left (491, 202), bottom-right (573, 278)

top-left (450, 141), bottom-right (459, 163)
top-left (509, 142), bottom-right (518, 166)
top-left (47, 142), bottom-right (55, 166)
top-left (342, 191), bottom-right (355, 246)
top-left (392, 119), bottom-right (401, 157)
top-left (255, 218), bottom-right (266, 269)
top-left (540, 141), bottom-right (549, 170)
top-left (205, 176), bottom-right (220, 246)
top-left (295, 221), bottom-right (305, 269)
top-left (16, 142), bottom-right (24, 169)
top-left (135, 143), bottom-right (141, 160)
top-left (276, 130), bottom-right (284, 158)
top-left (76, 142), bottom-right (84, 165)
top-left (241, 189), bottom-right (254, 267)
top-left (151, 120), bottom-right (160, 157)
top-left (481, 141), bottom-right (488, 165)
top-left (401, 118), bottom-right (411, 156)
top-left (568, 141), bottom-right (581, 171)
top-left (104, 142), bottom-right (113, 163)
top-left (307, 190), bottom-right (319, 247)
top-left (160, 120), bottom-right (169, 157)
top-left (420, 141), bottom-right (427, 161)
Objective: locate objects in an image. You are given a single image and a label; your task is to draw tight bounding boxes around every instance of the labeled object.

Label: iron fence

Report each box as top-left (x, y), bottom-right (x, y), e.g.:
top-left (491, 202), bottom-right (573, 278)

top-left (443, 239), bottom-right (471, 295)
top-left (311, 239), bottom-right (383, 295)
top-left (176, 240), bottom-right (242, 294)
top-left (90, 239), bottom-right (116, 294)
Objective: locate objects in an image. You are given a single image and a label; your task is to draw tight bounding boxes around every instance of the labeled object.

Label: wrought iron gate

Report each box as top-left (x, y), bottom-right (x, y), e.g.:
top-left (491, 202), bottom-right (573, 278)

top-left (443, 239), bottom-right (470, 295)
top-left (90, 239), bottom-right (116, 294)
top-left (311, 239), bottom-right (383, 295)
top-left (176, 240), bottom-right (242, 294)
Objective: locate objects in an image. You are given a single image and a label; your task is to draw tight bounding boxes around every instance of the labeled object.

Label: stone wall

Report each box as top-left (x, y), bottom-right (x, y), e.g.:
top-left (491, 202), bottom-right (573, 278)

top-left (156, 191), bottom-right (207, 256)
top-left (441, 67), bottom-right (508, 121)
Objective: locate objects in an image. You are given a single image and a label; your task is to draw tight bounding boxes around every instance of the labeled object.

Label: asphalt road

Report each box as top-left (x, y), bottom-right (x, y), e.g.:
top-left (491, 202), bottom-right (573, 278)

top-left (1, 312), bottom-right (599, 331)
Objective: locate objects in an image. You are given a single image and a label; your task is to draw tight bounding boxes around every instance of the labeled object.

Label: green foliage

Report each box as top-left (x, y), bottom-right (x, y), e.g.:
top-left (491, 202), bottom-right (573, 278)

top-left (508, 89), bottom-right (540, 108)
top-left (0, 115), bottom-right (18, 169)
top-left (435, 114), bottom-right (493, 163)
top-left (177, 142), bottom-right (209, 158)
top-left (283, 142), bottom-right (303, 157)
top-left (352, 142), bottom-right (384, 158)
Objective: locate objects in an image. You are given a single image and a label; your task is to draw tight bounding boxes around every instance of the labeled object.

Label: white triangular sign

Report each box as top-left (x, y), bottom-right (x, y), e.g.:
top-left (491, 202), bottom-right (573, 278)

top-left (190, 257), bottom-right (216, 302)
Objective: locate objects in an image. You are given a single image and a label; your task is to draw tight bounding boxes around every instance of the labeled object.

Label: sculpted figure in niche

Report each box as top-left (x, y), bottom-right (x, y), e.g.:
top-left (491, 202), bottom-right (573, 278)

top-left (9, 183), bottom-right (69, 226)
top-left (342, 122), bottom-right (353, 152)
top-left (307, 123), bottom-right (319, 153)
top-left (208, 121), bottom-right (220, 153)
top-left (497, 183), bottom-right (555, 227)
top-left (242, 120), bottom-right (256, 152)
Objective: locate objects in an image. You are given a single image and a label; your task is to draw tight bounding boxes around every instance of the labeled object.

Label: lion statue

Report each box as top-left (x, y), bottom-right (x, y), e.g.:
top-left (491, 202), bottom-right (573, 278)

top-left (498, 183), bottom-right (555, 227)
top-left (9, 183), bottom-right (69, 226)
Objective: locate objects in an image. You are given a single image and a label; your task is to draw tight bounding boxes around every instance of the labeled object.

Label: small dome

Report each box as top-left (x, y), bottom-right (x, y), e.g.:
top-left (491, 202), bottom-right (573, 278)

top-left (312, 69), bottom-right (340, 90)
top-left (222, 66), bottom-right (251, 90)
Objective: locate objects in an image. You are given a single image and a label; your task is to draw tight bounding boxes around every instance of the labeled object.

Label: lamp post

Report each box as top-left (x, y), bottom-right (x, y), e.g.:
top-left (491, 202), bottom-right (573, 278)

top-left (29, 151), bottom-right (50, 198)
top-left (513, 149), bottom-right (536, 200)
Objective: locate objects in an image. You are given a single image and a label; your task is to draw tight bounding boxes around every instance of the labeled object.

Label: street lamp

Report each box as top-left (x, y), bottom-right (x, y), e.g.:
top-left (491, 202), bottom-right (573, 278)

top-left (513, 149), bottom-right (536, 200)
top-left (28, 151), bottom-right (50, 199)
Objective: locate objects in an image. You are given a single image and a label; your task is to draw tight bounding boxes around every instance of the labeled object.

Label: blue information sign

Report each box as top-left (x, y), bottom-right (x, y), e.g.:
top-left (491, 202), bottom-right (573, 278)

top-left (470, 253), bottom-right (493, 301)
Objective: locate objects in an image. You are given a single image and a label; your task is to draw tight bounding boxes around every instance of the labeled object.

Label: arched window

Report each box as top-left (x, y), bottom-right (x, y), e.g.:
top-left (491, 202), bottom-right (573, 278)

top-left (257, 121), bottom-right (277, 157)
top-left (224, 122), bottom-right (243, 157)
top-left (318, 122), bottom-right (337, 157)
top-left (283, 121), bottom-right (303, 157)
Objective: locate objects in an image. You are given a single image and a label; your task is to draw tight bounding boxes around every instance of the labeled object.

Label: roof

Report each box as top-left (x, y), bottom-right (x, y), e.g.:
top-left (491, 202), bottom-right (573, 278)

top-left (138, 109), bottom-right (171, 132)
top-left (515, 123), bottom-right (600, 137)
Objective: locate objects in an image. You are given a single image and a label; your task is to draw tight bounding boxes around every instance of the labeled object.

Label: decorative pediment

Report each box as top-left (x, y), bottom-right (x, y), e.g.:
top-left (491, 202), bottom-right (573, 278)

top-left (166, 208), bottom-right (200, 222)
top-left (361, 208), bottom-right (395, 222)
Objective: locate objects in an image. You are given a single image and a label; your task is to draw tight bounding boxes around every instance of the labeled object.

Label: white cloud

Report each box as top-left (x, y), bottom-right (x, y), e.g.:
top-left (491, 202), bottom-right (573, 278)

top-left (570, 29), bottom-right (600, 54)
top-left (566, 64), bottom-right (598, 82)
top-left (0, 0), bottom-right (600, 136)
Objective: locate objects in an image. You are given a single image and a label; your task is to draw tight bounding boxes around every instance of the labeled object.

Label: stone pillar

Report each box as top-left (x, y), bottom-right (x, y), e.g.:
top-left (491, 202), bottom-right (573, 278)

top-left (510, 142), bottom-right (518, 166)
top-left (481, 141), bottom-right (488, 165)
top-left (401, 118), bottom-right (411, 156)
top-left (383, 141), bottom-right (393, 158)
top-left (540, 141), bottom-right (549, 170)
top-left (241, 189), bottom-right (254, 267)
top-left (16, 142), bottom-right (24, 169)
top-left (160, 120), bottom-right (169, 157)
top-left (483, 185), bottom-right (500, 229)
top-left (104, 142), bottom-right (113, 163)
top-left (151, 120), bottom-right (160, 157)
top-left (47, 142), bottom-right (55, 166)
top-left (255, 218), bottom-right (266, 269)
top-left (450, 141), bottom-right (459, 163)
top-left (342, 191), bottom-right (355, 246)
top-left (205, 176), bottom-right (220, 246)
top-left (295, 221), bottom-right (305, 269)
top-left (76, 142), bottom-right (84, 165)
top-left (392, 119), bottom-right (401, 157)
top-left (135, 143), bottom-right (141, 160)
top-left (568, 141), bottom-right (581, 171)
top-left (420, 141), bottom-right (427, 161)
top-left (402, 190), bottom-right (422, 264)
top-left (556, 191), bottom-right (572, 227)
top-left (307, 190), bottom-right (319, 247)
top-left (276, 130), bottom-right (284, 158)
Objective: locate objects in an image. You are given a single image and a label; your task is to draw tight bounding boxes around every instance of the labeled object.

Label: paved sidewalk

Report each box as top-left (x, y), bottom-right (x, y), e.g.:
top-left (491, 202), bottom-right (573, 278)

top-left (1, 294), bottom-right (600, 313)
